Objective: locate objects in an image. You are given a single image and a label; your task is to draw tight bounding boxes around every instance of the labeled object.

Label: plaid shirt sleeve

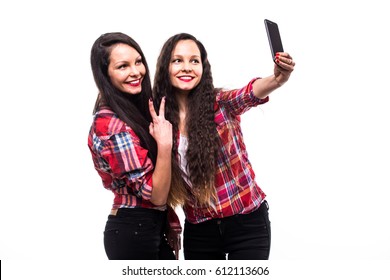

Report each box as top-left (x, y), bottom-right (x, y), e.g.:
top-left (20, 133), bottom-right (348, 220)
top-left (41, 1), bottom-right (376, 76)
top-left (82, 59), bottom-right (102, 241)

top-left (216, 78), bottom-right (269, 116)
top-left (90, 110), bottom-right (154, 201)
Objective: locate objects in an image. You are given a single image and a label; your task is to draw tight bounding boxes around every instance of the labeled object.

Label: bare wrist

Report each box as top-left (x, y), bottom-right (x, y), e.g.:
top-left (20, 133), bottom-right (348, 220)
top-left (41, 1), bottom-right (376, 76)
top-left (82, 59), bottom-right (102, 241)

top-left (274, 76), bottom-right (283, 87)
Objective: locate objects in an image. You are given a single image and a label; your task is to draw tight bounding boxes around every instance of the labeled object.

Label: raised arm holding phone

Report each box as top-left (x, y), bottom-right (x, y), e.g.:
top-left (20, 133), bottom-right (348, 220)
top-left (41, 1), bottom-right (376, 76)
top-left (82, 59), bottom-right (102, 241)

top-left (152, 27), bottom-right (295, 260)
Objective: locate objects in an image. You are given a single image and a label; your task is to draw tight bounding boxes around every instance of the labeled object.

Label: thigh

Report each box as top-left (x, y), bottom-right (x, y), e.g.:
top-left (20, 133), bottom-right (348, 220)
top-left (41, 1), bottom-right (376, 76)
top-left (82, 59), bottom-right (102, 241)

top-left (183, 219), bottom-right (225, 260)
top-left (104, 210), bottom-right (162, 260)
top-left (226, 202), bottom-right (271, 260)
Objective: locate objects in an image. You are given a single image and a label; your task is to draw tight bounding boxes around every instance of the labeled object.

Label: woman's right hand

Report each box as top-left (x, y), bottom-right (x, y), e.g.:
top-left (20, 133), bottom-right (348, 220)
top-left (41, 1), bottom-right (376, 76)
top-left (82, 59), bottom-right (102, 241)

top-left (148, 97), bottom-right (172, 149)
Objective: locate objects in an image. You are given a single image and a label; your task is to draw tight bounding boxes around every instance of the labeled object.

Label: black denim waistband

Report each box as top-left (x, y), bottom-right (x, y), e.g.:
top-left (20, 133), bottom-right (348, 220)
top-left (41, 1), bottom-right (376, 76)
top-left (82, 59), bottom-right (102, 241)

top-left (115, 207), bottom-right (167, 218)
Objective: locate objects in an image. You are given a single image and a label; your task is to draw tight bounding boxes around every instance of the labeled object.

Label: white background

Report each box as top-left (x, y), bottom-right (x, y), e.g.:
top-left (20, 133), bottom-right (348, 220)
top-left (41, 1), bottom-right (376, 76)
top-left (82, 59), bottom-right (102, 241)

top-left (1, 0), bottom-right (389, 277)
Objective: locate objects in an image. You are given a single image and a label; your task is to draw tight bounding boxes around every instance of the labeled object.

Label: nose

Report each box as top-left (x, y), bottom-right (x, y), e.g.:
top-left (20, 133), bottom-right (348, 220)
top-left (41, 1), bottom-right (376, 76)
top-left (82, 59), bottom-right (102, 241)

top-left (129, 65), bottom-right (140, 76)
top-left (181, 62), bottom-right (192, 72)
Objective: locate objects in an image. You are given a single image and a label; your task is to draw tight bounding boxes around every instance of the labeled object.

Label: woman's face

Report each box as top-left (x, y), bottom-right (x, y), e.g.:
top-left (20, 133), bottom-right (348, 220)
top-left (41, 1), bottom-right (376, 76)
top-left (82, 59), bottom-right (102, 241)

top-left (108, 43), bottom-right (146, 95)
top-left (169, 39), bottom-right (203, 94)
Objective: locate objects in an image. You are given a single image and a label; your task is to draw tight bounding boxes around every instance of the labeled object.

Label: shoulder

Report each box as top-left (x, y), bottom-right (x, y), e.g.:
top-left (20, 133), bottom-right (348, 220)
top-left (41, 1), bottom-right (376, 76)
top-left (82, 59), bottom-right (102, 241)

top-left (92, 107), bottom-right (127, 138)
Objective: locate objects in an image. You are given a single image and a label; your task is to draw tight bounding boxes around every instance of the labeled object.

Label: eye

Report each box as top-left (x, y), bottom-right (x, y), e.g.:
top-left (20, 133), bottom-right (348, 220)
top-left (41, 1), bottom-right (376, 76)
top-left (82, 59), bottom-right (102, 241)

top-left (135, 59), bottom-right (143, 65)
top-left (191, 58), bottom-right (200, 64)
top-left (172, 58), bottom-right (181, 64)
top-left (118, 64), bottom-right (127, 69)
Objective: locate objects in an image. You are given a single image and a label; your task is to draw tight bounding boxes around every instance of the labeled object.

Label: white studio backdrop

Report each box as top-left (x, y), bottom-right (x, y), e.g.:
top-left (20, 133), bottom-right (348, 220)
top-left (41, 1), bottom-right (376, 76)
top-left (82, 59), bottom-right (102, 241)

top-left (1, 0), bottom-right (389, 270)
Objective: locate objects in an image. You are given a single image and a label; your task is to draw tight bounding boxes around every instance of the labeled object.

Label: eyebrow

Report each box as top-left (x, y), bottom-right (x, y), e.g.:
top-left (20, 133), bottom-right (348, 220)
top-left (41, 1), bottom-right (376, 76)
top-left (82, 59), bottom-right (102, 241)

top-left (112, 56), bottom-right (142, 66)
top-left (112, 61), bottom-right (128, 66)
top-left (172, 54), bottom-right (201, 58)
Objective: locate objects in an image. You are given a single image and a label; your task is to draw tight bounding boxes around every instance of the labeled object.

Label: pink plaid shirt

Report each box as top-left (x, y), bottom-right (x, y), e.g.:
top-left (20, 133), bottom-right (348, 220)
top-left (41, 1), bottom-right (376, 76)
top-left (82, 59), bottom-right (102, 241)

top-left (183, 78), bottom-right (269, 224)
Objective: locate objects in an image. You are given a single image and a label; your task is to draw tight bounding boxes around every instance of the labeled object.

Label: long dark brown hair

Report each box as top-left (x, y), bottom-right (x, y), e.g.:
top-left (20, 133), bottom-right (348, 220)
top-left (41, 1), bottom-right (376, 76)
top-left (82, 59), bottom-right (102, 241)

top-left (153, 33), bottom-right (219, 207)
top-left (90, 32), bottom-right (157, 163)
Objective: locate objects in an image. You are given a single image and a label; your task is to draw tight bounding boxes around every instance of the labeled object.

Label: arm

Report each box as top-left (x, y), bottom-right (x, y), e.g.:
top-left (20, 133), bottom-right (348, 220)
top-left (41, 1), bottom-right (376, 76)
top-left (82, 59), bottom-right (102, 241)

top-left (148, 97), bottom-right (173, 206)
top-left (92, 109), bottom-right (170, 205)
top-left (95, 124), bottom-right (155, 199)
top-left (253, 52), bottom-right (295, 99)
top-left (150, 140), bottom-right (171, 206)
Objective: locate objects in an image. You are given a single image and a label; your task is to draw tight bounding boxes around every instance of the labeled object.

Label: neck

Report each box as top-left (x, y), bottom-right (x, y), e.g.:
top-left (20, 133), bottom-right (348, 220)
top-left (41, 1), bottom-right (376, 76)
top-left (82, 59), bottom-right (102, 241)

top-left (175, 92), bottom-right (189, 136)
top-left (175, 92), bottom-right (188, 112)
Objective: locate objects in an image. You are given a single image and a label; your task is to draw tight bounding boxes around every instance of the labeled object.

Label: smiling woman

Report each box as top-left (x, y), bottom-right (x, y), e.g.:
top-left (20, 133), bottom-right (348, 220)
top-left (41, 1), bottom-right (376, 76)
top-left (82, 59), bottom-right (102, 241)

top-left (152, 32), bottom-right (294, 260)
top-left (87, 32), bottom-right (182, 260)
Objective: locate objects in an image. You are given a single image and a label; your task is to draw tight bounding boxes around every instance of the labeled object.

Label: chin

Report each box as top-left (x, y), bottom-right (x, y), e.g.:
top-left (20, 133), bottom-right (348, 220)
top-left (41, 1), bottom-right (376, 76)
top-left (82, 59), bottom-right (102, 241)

top-left (125, 87), bottom-right (142, 95)
top-left (128, 91), bottom-right (142, 95)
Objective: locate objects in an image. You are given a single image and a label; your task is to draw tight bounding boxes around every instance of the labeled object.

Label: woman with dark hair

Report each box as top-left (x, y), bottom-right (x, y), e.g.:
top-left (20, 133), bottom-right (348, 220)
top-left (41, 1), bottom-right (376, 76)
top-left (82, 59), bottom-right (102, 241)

top-left (88, 32), bottom-right (181, 260)
top-left (153, 33), bottom-right (295, 260)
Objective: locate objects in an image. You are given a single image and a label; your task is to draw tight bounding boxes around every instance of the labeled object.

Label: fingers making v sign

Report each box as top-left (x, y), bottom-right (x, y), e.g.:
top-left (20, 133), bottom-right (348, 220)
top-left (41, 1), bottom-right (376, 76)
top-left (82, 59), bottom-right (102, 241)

top-left (148, 97), bottom-right (172, 149)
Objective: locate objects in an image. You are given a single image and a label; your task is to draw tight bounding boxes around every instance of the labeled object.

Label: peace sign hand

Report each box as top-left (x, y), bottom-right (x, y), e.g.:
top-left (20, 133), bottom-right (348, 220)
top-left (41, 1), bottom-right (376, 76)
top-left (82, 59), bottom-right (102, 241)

top-left (148, 97), bottom-right (172, 149)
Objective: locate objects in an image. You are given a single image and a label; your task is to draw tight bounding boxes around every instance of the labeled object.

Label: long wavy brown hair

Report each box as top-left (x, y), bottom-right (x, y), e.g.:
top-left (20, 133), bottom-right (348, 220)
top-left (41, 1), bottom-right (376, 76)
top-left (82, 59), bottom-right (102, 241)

top-left (153, 33), bottom-right (220, 207)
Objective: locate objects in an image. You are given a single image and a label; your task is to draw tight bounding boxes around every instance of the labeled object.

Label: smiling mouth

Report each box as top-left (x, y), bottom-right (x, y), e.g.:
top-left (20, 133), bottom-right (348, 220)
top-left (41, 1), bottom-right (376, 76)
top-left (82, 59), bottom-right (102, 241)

top-left (178, 76), bottom-right (194, 82)
top-left (126, 79), bottom-right (141, 87)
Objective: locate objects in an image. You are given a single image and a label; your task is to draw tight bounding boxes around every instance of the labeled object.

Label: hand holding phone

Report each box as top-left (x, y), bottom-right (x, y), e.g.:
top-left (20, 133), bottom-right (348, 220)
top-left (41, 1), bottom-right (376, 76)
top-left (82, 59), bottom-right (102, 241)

top-left (264, 19), bottom-right (284, 61)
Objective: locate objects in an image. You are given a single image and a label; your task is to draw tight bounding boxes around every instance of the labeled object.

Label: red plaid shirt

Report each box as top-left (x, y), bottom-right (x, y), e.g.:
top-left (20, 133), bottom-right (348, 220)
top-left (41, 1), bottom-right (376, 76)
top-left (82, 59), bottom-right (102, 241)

top-left (88, 107), bottom-right (183, 251)
top-left (183, 78), bottom-right (269, 224)
top-left (88, 107), bottom-right (161, 210)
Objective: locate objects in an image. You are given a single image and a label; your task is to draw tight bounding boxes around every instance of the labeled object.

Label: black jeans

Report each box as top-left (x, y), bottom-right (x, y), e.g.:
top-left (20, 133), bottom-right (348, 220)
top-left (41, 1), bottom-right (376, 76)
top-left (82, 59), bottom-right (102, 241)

top-left (184, 201), bottom-right (271, 260)
top-left (103, 208), bottom-right (175, 260)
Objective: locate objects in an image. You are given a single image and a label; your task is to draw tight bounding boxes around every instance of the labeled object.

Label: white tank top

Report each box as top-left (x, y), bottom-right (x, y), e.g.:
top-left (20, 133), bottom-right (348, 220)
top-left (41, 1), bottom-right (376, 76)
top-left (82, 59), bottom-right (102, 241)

top-left (178, 134), bottom-right (192, 187)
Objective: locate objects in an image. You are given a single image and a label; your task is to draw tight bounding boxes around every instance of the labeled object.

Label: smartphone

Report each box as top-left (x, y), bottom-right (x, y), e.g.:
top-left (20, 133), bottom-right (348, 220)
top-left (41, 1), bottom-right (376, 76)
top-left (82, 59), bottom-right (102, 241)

top-left (264, 19), bottom-right (284, 60)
